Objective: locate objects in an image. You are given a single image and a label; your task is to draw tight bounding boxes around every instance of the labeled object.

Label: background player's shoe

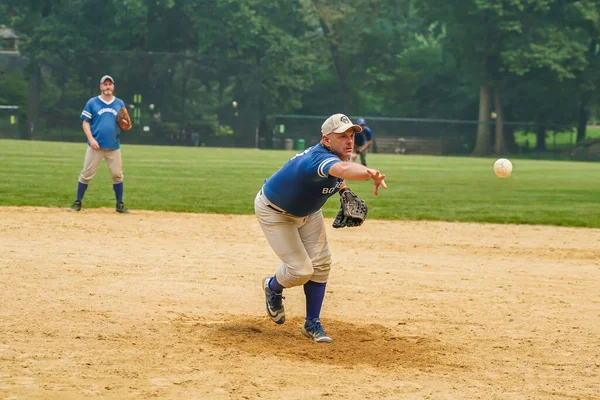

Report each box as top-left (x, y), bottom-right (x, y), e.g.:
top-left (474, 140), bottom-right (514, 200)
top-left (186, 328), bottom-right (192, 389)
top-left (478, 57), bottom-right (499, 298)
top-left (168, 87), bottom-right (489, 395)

top-left (302, 318), bottom-right (333, 343)
top-left (263, 277), bottom-right (285, 324)
top-left (69, 201), bottom-right (82, 211)
top-left (116, 202), bottom-right (130, 214)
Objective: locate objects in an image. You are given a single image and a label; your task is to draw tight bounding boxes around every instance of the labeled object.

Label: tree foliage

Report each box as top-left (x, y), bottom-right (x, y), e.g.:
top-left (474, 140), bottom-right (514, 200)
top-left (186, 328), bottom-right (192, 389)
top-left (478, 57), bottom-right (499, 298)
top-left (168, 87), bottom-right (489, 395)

top-left (2, 0), bottom-right (600, 150)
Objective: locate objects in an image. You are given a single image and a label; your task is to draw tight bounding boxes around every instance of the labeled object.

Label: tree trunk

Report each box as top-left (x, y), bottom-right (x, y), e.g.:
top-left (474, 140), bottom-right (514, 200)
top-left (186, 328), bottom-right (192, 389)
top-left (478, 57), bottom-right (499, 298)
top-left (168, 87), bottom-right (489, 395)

top-left (25, 63), bottom-right (40, 140)
top-left (258, 114), bottom-right (268, 149)
top-left (536, 125), bottom-right (547, 151)
top-left (493, 88), bottom-right (505, 154)
top-left (216, 78), bottom-right (223, 138)
top-left (472, 84), bottom-right (492, 156)
top-left (576, 37), bottom-right (597, 143)
top-left (312, 2), bottom-right (352, 113)
top-left (576, 91), bottom-right (590, 143)
top-left (181, 70), bottom-right (188, 129)
top-left (504, 125), bottom-right (516, 153)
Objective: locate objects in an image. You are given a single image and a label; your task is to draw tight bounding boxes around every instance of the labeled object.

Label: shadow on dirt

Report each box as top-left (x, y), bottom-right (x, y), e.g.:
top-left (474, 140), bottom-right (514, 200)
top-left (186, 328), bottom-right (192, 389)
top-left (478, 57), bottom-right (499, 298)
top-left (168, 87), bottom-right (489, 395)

top-left (173, 314), bottom-right (451, 370)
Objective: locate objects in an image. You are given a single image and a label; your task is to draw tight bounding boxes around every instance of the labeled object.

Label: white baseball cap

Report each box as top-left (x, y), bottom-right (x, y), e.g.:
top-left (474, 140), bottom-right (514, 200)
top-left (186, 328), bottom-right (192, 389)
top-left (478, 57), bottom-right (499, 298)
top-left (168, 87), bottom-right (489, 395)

top-left (321, 114), bottom-right (362, 135)
top-left (100, 75), bottom-right (114, 84)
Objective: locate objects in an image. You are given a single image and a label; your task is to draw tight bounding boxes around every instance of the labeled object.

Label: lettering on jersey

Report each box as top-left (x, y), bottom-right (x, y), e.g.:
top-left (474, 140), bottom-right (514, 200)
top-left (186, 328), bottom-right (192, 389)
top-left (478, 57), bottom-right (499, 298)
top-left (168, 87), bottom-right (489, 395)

top-left (98, 108), bottom-right (118, 116)
top-left (322, 181), bottom-right (343, 194)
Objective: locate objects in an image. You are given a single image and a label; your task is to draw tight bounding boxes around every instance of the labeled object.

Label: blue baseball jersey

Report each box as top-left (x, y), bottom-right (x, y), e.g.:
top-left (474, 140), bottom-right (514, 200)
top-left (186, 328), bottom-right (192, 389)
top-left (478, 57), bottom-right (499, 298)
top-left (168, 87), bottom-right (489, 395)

top-left (262, 143), bottom-right (345, 217)
top-left (354, 125), bottom-right (372, 147)
top-left (80, 96), bottom-right (126, 149)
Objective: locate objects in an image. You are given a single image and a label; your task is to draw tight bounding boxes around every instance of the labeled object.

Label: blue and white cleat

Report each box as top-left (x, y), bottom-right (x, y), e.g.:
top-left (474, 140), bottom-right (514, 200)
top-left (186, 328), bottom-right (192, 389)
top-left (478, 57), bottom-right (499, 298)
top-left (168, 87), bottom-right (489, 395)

top-left (263, 277), bottom-right (285, 324)
top-left (301, 318), bottom-right (333, 343)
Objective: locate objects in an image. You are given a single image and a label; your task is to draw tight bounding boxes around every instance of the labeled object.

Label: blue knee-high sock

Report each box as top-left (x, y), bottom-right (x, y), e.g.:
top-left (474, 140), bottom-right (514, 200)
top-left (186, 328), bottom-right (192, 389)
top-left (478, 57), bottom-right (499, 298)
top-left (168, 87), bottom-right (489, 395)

top-left (304, 280), bottom-right (327, 321)
top-left (269, 276), bottom-right (284, 294)
top-left (113, 182), bottom-right (124, 204)
top-left (76, 182), bottom-right (88, 202)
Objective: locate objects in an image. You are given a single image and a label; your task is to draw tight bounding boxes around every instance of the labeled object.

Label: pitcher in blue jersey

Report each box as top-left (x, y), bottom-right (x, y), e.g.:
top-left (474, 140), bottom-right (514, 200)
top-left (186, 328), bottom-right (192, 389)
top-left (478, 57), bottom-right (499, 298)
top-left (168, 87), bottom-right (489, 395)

top-left (69, 75), bottom-right (130, 214)
top-left (255, 113), bottom-right (387, 343)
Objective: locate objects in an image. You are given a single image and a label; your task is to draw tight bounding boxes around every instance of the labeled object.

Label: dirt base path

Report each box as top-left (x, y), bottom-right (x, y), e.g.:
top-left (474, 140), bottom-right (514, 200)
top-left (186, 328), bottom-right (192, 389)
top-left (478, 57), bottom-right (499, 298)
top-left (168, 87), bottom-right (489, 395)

top-left (1, 207), bottom-right (599, 399)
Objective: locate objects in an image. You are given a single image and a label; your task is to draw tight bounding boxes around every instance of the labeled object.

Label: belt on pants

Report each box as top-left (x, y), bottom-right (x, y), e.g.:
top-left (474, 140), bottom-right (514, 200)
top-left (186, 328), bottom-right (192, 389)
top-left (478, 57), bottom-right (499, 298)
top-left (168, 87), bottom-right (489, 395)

top-left (267, 204), bottom-right (283, 213)
top-left (260, 189), bottom-right (287, 214)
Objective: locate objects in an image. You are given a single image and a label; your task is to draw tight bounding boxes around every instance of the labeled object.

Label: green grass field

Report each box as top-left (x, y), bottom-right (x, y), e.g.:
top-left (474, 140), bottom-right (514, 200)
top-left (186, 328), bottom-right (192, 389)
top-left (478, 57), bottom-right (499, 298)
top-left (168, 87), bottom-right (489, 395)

top-left (1, 138), bottom-right (600, 227)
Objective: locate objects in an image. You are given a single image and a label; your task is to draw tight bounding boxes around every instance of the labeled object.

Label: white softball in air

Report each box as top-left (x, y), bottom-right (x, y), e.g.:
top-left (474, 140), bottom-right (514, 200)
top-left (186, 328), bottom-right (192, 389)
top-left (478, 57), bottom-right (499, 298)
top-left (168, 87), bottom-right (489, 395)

top-left (493, 158), bottom-right (513, 178)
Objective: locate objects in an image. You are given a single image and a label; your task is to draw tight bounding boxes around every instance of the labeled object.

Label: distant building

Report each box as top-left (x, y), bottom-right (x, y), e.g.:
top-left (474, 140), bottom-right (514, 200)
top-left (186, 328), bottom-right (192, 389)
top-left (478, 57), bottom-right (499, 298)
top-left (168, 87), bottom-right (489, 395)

top-left (0, 25), bottom-right (20, 53)
top-left (0, 25), bottom-right (26, 74)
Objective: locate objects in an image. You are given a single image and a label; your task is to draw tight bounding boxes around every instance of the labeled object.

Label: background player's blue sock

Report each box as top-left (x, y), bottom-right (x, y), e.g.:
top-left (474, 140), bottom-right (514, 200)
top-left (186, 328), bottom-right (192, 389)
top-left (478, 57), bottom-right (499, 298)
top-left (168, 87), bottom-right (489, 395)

top-left (76, 182), bottom-right (88, 202)
top-left (304, 280), bottom-right (327, 321)
top-left (269, 276), bottom-right (284, 294)
top-left (113, 182), bottom-right (124, 204)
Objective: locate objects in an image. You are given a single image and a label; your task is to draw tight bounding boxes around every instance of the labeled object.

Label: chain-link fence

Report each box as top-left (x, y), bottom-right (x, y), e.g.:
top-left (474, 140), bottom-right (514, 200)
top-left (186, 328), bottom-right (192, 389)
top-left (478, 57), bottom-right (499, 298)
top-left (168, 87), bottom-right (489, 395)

top-left (269, 114), bottom-right (579, 155)
top-left (269, 115), bottom-right (477, 154)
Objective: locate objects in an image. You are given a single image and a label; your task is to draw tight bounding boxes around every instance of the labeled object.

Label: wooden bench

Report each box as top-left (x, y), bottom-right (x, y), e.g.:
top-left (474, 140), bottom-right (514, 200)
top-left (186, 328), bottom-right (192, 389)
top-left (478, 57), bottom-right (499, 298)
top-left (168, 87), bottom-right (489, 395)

top-left (374, 136), bottom-right (443, 155)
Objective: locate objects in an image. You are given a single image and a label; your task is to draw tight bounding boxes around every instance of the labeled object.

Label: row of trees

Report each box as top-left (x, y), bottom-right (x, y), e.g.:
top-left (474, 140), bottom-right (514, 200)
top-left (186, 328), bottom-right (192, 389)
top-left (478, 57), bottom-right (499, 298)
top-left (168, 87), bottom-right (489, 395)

top-left (1, 0), bottom-right (600, 153)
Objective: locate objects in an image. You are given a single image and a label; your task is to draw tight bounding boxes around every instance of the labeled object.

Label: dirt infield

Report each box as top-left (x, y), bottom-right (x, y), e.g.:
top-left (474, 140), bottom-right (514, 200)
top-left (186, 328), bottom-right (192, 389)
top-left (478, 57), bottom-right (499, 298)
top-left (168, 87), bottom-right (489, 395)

top-left (1, 207), bottom-right (599, 400)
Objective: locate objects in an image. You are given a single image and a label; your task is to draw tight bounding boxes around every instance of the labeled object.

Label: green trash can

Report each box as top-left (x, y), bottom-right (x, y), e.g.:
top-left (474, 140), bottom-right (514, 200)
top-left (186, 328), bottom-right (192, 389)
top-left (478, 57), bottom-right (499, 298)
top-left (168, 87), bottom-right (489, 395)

top-left (297, 139), bottom-right (305, 151)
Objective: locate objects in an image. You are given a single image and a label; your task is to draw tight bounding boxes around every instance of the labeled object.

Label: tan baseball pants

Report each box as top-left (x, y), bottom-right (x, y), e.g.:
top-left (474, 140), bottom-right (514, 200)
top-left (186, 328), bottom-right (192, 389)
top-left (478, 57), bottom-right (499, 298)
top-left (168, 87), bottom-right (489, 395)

top-left (78, 147), bottom-right (123, 184)
top-left (254, 190), bottom-right (332, 288)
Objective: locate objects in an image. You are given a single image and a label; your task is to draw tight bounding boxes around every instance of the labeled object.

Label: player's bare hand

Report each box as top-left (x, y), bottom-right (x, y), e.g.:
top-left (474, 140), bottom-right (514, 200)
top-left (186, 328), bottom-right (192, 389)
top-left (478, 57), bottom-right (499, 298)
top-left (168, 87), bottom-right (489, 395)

top-left (367, 169), bottom-right (387, 196)
top-left (90, 138), bottom-right (100, 150)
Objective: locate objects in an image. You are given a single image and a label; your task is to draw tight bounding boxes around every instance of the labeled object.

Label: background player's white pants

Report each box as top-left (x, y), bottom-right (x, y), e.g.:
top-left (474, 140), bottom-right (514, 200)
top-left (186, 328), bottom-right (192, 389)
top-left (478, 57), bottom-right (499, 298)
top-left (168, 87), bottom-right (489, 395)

top-left (255, 191), bottom-right (332, 288)
top-left (78, 147), bottom-right (123, 184)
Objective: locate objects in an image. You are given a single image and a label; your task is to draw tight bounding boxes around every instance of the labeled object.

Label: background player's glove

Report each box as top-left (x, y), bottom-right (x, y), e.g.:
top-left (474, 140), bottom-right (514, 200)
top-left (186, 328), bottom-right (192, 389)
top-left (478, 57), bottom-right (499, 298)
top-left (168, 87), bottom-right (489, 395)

top-left (332, 188), bottom-right (368, 228)
top-left (117, 106), bottom-right (133, 131)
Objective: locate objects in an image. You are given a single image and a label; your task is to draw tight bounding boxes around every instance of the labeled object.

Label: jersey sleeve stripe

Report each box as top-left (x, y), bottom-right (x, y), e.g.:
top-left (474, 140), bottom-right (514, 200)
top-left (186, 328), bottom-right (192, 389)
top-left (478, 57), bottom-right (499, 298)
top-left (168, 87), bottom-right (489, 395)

top-left (317, 157), bottom-right (339, 178)
top-left (81, 111), bottom-right (92, 119)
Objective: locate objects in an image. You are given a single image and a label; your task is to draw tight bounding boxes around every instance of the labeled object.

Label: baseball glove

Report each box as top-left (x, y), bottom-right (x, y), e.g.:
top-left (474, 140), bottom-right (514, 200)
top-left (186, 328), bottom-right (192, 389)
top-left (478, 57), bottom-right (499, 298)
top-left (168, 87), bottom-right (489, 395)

top-left (117, 106), bottom-right (133, 131)
top-left (332, 188), bottom-right (368, 228)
